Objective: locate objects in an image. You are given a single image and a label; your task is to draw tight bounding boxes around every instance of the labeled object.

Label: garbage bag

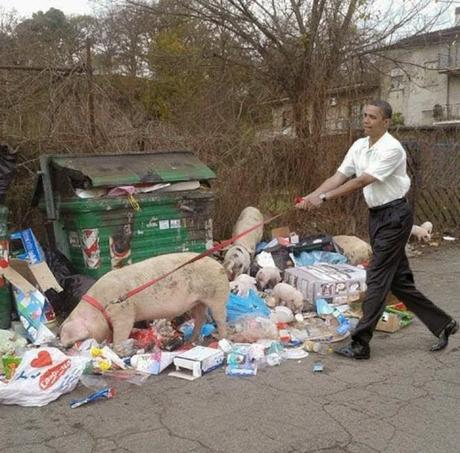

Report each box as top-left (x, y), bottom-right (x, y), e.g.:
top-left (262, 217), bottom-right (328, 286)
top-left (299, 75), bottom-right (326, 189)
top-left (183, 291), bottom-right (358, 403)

top-left (226, 289), bottom-right (270, 323)
top-left (45, 274), bottom-right (96, 316)
top-left (43, 248), bottom-right (77, 282)
top-left (0, 347), bottom-right (88, 407)
top-left (0, 144), bottom-right (17, 203)
top-left (44, 248), bottom-right (96, 315)
top-left (258, 234), bottom-right (342, 271)
top-left (293, 251), bottom-right (347, 267)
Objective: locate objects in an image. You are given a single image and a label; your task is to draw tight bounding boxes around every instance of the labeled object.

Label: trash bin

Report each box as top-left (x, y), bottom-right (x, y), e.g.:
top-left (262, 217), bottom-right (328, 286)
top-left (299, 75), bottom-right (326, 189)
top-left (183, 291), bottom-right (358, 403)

top-left (0, 205), bottom-right (12, 329)
top-left (36, 152), bottom-right (216, 279)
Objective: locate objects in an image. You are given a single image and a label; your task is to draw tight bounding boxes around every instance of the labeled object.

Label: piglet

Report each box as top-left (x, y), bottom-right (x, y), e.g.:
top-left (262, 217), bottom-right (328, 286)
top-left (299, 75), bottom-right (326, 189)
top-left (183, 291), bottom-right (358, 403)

top-left (256, 266), bottom-right (282, 290)
top-left (411, 225), bottom-right (431, 242)
top-left (229, 274), bottom-right (257, 297)
top-left (60, 253), bottom-right (229, 352)
top-left (273, 283), bottom-right (304, 314)
top-left (420, 221), bottom-right (433, 235)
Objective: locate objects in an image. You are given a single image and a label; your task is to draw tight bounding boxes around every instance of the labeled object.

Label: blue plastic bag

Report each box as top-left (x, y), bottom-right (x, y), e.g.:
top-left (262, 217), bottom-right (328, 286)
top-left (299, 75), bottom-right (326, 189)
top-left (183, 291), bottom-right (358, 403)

top-left (226, 289), bottom-right (270, 323)
top-left (293, 251), bottom-right (347, 267)
top-left (179, 322), bottom-right (216, 341)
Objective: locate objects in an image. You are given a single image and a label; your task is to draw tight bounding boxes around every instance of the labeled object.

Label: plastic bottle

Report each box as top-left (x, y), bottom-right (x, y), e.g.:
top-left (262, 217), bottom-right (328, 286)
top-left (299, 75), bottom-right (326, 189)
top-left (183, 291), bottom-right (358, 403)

top-left (304, 341), bottom-right (332, 355)
top-left (129, 353), bottom-right (161, 374)
top-left (332, 308), bottom-right (350, 335)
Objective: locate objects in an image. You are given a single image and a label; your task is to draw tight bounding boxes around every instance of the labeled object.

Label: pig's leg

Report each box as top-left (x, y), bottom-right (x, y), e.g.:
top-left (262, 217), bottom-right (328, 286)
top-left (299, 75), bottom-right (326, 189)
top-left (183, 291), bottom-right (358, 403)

top-left (190, 303), bottom-right (207, 343)
top-left (209, 299), bottom-right (227, 340)
top-left (106, 302), bottom-right (136, 353)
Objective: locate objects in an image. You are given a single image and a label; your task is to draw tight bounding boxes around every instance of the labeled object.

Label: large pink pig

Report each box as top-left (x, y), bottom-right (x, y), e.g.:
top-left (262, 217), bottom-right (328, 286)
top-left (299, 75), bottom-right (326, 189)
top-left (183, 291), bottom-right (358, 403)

top-left (59, 253), bottom-right (229, 351)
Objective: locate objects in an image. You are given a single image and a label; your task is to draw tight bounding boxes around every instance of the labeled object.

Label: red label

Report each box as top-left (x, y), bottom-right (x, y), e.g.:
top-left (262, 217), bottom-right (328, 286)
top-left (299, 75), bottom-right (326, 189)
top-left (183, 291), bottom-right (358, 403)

top-left (39, 359), bottom-right (71, 390)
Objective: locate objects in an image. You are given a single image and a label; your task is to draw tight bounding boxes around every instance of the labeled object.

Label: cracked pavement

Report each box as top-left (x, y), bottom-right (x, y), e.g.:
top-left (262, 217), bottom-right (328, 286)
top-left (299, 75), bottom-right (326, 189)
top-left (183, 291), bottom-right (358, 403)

top-left (1, 245), bottom-right (459, 453)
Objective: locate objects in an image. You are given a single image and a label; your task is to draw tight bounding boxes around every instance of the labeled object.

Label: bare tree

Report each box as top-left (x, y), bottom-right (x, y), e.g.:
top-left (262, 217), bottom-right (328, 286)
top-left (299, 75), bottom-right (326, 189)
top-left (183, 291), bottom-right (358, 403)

top-left (123, 0), bottom-right (453, 142)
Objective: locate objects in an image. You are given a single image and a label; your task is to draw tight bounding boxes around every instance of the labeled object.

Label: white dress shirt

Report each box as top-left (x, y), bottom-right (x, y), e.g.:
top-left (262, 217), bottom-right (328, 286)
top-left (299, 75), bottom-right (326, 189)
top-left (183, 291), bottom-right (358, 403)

top-left (337, 132), bottom-right (411, 208)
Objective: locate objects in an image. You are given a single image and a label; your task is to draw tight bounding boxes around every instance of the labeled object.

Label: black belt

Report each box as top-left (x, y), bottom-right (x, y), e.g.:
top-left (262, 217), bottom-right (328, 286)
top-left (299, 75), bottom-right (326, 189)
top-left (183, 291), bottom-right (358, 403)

top-left (369, 197), bottom-right (407, 212)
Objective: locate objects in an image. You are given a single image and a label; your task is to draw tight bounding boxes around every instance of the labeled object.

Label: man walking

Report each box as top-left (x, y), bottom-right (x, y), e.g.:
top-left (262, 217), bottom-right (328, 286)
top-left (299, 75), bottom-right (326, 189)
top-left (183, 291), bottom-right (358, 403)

top-left (296, 100), bottom-right (458, 359)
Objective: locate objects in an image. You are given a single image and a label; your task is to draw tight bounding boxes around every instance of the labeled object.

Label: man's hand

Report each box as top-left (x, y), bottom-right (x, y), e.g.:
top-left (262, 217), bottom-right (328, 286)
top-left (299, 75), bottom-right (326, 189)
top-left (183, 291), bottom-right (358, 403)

top-left (295, 193), bottom-right (323, 210)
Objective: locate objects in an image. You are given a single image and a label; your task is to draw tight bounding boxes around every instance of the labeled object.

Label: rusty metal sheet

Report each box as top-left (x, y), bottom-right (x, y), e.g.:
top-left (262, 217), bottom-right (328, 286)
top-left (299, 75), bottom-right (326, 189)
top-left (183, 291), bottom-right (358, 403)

top-left (50, 151), bottom-right (216, 187)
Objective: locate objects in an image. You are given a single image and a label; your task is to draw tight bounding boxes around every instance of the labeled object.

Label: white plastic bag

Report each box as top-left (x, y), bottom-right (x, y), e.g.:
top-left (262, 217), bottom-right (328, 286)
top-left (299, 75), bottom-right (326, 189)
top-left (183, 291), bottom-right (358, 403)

top-left (0, 347), bottom-right (89, 407)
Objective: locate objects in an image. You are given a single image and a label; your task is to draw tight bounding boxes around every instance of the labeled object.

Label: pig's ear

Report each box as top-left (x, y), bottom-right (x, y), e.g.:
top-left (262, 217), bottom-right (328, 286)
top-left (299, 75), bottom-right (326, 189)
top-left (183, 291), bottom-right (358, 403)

top-left (224, 259), bottom-right (235, 280)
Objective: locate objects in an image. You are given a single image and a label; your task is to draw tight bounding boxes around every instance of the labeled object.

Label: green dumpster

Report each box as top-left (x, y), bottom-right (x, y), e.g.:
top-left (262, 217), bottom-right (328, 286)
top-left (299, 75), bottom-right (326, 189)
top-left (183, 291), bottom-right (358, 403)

top-left (37, 152), bottom-right (216, 279)
top-left (0, 205), bottom-right (12, 329)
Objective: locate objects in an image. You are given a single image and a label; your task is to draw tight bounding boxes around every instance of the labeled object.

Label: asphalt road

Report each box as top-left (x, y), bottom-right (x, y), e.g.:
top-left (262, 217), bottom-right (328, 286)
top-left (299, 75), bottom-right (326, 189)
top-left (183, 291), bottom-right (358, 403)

top-left (2, 244), bottom-right (459, 453)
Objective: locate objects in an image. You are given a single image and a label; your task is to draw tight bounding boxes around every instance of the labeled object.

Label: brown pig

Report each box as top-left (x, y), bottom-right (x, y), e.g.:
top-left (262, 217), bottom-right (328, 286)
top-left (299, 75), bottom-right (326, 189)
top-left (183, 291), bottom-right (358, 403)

top-left (59, 253), bottom-right (229, 351)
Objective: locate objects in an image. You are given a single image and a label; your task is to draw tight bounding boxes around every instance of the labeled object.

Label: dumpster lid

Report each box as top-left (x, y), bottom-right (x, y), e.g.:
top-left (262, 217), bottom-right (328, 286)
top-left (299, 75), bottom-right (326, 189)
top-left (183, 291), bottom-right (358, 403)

top-left (48, 151), bottom-right (216, 188)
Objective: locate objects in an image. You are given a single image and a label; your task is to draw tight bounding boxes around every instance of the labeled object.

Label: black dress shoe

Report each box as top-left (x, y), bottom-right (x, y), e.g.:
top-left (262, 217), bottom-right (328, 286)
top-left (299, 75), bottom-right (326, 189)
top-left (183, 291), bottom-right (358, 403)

top-left (335, 342), bottom-right (370, 360)
top-left (431, 319), bottom-right (459, 352)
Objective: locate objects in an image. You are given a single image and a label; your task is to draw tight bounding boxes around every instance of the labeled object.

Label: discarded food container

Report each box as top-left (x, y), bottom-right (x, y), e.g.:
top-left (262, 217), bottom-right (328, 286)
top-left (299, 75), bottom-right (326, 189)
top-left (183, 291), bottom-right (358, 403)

top-left (284, 264), bottom-right (366, 303)
top-left (169, 346), bottom-right (224, 380)
top-left (36, 152), bottom-right (216, 278)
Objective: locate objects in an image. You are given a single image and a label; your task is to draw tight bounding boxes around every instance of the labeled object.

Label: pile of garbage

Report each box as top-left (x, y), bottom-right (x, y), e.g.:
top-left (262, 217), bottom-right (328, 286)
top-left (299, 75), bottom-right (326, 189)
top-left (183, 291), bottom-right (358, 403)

top-left (0, 207), bottom-right (416, 408)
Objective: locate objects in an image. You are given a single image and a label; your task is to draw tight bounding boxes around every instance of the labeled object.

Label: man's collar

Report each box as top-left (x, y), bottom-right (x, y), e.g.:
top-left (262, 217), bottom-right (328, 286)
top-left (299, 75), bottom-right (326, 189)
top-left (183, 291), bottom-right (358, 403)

top-left (367, 131), bottom-right (389, 150)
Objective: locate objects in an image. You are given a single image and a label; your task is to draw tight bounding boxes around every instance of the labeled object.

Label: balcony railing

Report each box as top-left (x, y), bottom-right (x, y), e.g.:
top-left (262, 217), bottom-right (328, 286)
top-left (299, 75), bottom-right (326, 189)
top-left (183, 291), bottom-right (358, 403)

top-left (435, 103), bottom-right (460, 121)
top-left (438, 51), bottom-right (460, 72)
top-left (431, 103), bottom-right (460, 123)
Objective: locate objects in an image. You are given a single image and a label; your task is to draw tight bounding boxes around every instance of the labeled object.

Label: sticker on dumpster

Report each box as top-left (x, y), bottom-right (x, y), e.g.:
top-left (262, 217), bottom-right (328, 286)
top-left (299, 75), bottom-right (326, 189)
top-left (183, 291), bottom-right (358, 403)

top-left (68, 231), bottom-right (80, 248)
top-left (170, 219), bottom-right (181, 229)
top-left (81, 229), bottom-right (101, 269)
top-left (159, 220), bottom-right (170, 230)
top-left (146, 217), bottom-right (158, 228)
top-left (109, 221), bottom-right (133, 270)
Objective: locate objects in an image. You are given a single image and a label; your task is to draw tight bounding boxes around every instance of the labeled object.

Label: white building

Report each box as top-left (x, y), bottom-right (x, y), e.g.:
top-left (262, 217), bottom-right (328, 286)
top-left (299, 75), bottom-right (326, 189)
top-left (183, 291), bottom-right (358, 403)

top-left (266, 9), bottom-right (460, 137)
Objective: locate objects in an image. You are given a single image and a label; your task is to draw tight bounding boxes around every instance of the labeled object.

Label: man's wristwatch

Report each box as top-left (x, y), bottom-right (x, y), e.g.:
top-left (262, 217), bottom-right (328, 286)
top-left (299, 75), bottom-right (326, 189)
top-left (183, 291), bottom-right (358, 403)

top-left (319, 192), bottom-right (328, 202)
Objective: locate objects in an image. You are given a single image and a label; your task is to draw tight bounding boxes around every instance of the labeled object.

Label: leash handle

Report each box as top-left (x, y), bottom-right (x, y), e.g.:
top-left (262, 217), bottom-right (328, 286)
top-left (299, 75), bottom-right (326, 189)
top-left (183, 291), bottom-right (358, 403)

top-left (295, 195), bottom-right (304, 205)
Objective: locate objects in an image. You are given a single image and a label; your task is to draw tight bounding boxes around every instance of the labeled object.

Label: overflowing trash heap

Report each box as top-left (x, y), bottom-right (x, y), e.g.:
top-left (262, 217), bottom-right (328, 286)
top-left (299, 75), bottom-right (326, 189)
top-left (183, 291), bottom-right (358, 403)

top-left (0, 205), bottom-right (417, 408)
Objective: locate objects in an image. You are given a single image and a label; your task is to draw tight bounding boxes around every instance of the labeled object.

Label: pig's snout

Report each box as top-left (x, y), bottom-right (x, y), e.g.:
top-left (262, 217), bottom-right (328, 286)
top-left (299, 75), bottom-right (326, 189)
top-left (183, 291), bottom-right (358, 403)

top-left (59, 320), bottom-right (90, 348)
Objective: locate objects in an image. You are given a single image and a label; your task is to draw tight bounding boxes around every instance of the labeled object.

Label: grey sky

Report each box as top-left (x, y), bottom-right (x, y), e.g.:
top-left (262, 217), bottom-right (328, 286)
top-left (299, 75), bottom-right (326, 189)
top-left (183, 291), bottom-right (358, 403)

top-left (1, 0), bottom-right (94, 18)
top-left (1, 0), bottom-right (458, 28)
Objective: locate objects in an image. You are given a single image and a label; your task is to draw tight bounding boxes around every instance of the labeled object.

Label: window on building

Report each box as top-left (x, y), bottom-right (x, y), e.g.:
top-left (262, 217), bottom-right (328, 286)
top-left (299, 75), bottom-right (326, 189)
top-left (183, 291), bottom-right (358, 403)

top-left (424, 61), bottom-right (439, 86)
top-left (390, 67), bottom-right (404, 91)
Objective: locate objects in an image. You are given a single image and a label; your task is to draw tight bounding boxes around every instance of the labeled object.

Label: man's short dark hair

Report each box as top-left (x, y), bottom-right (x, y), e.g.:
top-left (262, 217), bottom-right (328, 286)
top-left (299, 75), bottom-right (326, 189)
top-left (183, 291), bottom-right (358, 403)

top-left (368, 100), bottom-right (392, 119)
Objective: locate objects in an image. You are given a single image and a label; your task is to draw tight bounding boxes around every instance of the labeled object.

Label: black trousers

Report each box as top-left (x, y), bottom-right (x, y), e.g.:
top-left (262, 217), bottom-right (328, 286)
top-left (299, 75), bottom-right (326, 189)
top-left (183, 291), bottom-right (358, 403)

top-left (352, 198), bottom-right (452, 346)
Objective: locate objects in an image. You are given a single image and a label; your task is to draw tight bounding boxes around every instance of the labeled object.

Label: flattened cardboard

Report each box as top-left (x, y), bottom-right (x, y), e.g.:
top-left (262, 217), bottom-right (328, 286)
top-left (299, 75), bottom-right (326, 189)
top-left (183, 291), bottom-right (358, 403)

top-left (8, 259), bottom-right (62, 293)
top-left (376, 312), bottom-right (401, 333)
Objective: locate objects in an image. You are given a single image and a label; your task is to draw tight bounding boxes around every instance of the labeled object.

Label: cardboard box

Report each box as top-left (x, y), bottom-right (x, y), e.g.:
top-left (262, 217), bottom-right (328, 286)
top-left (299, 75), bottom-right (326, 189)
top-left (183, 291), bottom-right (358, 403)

top-left (376, 312), bottom-right (401, 333)
top-left (284, 263), bottom-right (367, 303)
top-left (9, 259), bottom-right (62, 294)
top-left (0, 259), bottom-right (60, 344)
top-left (169, 346), bottom-right (224, 380)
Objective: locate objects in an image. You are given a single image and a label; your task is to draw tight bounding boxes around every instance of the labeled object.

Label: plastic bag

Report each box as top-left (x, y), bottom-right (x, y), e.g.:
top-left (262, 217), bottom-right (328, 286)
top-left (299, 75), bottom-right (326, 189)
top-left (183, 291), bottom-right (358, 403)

top-left (0, 347), bottom-right (88, 407)
top-left (227, 289), bottom-right (270, 322)
top-left (44, 247), bottom-right (96, 316)
top-left (230, 316), bottom-right (279, 343)
top-left (179, 321), bottom-right (215, 341)
top-left (293, 251), bottom-right (347, 267)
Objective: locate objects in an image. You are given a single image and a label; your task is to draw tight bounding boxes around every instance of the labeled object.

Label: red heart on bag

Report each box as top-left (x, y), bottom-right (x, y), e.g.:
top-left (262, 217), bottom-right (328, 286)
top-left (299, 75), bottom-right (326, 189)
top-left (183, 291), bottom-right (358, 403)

top-left (31, 350), bottom-right (53, 368)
